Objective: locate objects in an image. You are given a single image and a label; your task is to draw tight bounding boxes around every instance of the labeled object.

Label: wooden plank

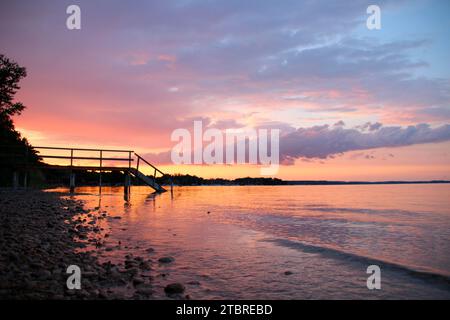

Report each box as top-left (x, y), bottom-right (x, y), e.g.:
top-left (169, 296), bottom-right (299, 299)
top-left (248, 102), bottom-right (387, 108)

top-left (38, 155), bottom-right (133, 161)
top-left (36, 165), bottom-right (129, 171)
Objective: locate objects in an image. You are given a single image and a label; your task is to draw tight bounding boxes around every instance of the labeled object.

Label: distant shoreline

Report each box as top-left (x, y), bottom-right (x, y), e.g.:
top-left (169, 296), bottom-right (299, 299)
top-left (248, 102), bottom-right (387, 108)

top-left (38, 180), bottom-right (450, 189)
top-left (166, 178), bottom-right (450, 186)
top-left (160, 175), bottom-right (450, 187)
top-left (173, 181), bottom-right (450, 186)
top-left (284, 180), bottom-right (450, 186)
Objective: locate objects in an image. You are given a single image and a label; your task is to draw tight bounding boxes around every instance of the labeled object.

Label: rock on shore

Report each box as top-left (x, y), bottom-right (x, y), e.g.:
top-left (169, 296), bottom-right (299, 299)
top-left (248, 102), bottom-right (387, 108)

top-left (0, 189), bottom-right (153, 299)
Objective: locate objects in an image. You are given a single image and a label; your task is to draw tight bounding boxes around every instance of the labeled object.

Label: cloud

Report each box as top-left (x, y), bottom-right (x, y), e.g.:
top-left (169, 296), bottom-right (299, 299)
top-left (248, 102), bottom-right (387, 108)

top-left (141, 150), bottom-right (172, 165)
top-left (280, 123), bottom-right (450, 163)
top-left (211, 119), bottom-right (245, 130)
top-left (356, 122), bottom-right (383, 131)
top-left (141, 121), bottom-right (450, 166)
top-left (333, 120), bottom-right (345, 127)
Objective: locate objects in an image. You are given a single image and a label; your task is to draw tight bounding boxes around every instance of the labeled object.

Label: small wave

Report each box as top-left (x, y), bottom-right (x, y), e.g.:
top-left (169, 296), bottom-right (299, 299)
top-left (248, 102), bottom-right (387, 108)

top-left (263, 238), bottom-right (450, 288)
top-left (304, 205), bottom-right (431, 217)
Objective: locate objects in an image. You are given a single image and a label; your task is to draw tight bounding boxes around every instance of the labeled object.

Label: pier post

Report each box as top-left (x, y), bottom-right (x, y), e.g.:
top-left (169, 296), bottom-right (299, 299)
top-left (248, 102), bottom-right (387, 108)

top-left (99, 171), bottom-right (102, 195)
top-left (124, 172), bottom-right (131, 201)
top-left (70, 172), bottom-right (76, 193)
top-left (12, 171), bottom-right (19, 189)
top-left (23, 171), bottom-right (28, 189)
top-left (99, 150), bottom-right (102, 195)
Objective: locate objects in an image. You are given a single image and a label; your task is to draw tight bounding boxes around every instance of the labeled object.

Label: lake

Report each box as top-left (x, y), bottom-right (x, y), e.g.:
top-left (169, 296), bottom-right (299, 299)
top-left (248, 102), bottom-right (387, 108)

top-left (56, 184), bottom-right (450, 299)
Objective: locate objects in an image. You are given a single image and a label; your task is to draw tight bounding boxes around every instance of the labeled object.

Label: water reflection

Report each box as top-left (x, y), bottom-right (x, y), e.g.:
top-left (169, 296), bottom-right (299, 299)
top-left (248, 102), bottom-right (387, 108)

top-left (50, 184), bottom-right (450, 299)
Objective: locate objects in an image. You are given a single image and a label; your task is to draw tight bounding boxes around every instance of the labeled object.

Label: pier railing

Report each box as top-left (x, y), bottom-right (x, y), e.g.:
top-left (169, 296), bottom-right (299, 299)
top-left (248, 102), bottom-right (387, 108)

top-left (33, 146), bottom-right (134, 170)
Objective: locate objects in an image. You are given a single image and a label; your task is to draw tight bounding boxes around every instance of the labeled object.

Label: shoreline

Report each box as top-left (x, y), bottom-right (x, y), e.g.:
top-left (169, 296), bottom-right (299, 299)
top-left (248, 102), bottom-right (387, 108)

top-left (4, 178), bottom-right (448, 193)
top-left (0, 189), bottom-right (156, 299)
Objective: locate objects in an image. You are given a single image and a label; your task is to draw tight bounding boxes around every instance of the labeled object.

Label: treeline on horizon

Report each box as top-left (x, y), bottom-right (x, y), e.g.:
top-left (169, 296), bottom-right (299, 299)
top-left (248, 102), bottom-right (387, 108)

top-left (4, 168), bottom-right (449, 188)
top-left (157, 175), bottom-right (450, 186)
top-left (28, 172), bottom-right (287, 187)
top-left (0, 171), bottom-right (286, 188)
top-left (161, 174), bottom-right (286, 186)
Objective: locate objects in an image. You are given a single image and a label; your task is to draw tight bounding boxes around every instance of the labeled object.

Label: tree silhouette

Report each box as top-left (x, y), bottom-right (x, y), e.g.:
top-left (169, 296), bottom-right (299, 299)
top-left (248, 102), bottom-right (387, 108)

top-left (0, 54), bottom-right (27, 117)
top-left (0, 54), bottom-right (39, 184)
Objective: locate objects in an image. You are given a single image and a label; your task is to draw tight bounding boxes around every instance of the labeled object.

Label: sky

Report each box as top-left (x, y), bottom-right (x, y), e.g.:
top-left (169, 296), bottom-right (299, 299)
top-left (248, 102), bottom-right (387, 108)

top-left (0, 0), bottom-right (449, 180)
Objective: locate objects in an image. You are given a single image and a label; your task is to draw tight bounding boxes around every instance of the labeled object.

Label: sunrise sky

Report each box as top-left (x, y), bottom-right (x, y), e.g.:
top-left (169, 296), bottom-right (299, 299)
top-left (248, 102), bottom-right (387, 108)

top-left (1, 0), bottom-right (449, 180)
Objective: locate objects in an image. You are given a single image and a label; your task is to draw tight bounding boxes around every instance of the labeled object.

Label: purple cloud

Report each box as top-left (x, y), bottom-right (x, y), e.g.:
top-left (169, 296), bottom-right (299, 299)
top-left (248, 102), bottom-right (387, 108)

top-left (280, 123), bottom-right (450, 163)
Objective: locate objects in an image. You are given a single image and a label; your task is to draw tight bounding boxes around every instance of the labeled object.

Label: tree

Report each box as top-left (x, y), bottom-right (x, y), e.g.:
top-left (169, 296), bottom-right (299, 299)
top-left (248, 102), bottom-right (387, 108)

top-left (0, 54), bottom-right (39, 185)
top-left (0, 54), bottom-right (27, 117)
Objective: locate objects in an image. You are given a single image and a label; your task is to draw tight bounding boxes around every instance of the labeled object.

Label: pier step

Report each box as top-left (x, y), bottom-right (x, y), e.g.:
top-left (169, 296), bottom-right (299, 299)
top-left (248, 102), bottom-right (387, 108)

top-left (128, 168), bottom-right (166, 193)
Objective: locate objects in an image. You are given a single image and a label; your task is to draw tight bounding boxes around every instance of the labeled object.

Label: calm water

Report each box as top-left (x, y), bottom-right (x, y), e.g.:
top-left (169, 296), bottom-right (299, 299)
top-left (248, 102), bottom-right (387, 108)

top-left (56, 184), bottom-right (450, 299)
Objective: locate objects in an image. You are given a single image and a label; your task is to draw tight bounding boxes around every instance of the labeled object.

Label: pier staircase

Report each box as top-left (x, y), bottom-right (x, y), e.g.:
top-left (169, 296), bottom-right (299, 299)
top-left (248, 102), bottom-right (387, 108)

top-left (129, 154), bottom-right (167, 193)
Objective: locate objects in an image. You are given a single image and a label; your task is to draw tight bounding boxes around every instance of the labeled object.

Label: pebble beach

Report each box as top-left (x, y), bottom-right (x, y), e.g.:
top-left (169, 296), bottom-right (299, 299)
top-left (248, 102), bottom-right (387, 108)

top-left (0, 189), bottom-right (171, 300)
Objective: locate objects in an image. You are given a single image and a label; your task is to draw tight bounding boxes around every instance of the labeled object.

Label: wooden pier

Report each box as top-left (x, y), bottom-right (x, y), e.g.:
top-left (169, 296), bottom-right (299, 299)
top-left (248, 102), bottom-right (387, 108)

top-left (2, 146), bottom-right (172, 198)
